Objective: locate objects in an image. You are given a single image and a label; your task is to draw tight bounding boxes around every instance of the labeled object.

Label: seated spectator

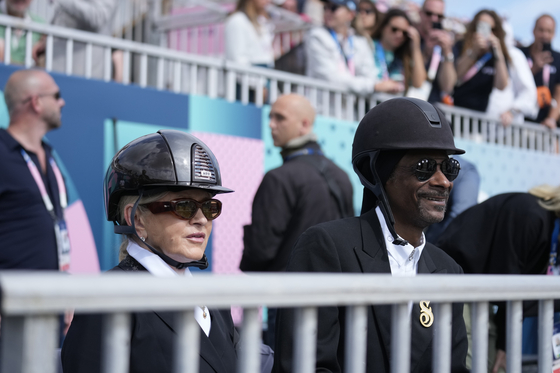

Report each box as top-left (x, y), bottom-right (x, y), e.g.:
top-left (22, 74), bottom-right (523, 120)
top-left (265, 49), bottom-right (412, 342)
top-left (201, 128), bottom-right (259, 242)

top-left (371, 8), bottom-right (427, 95)
top-left (225, 0), bottom-right (275, 68)
top-left (416, 0), bottom-right (456, 103)
top-left (520, 14), bottom-right (560, 129)
top-left (0, 0), bottom-right (44, 65)
top-left (353, 0), bottom-right (379, 42)
top-left (453, 9), bottom-right (510, 112)
top-left (437, 185), bottom-right (560, 373)
top-left (305, 0), bottom-right (377, 95)
top-left (33, 0), bottom-right (122, 82)
top-left (487, 22), bottom-right (538, 126)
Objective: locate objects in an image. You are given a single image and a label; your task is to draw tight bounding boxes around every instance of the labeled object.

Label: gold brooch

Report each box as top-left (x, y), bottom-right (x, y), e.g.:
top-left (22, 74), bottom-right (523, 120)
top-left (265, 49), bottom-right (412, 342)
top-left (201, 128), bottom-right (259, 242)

top-left (419, 301), bottom-right (433, 328)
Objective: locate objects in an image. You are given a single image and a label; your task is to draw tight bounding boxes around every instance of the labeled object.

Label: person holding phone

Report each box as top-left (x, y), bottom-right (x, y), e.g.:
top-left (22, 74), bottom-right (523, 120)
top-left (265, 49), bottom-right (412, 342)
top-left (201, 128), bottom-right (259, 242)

top-left (370, 8), bottom-right (426, 94)
top-left (416, 0), bottom-right (457, 104)
top-left (520, 14), bottom-right (560, 129)
top-left (452, 9), bottom-right (510, 112)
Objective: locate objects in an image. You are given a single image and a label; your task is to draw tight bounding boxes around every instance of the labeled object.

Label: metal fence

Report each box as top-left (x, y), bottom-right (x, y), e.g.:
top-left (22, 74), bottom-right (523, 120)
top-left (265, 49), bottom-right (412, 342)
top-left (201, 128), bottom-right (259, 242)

top-left (0, 272), bottom-right (558, 373)
top-left (0, 14), bottom-right (558, 153)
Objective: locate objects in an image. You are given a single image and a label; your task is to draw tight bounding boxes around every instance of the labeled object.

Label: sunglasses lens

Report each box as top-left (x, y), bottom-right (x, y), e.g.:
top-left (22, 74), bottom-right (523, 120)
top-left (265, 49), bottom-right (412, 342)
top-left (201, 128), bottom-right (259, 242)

top-left (175, 200), bottom-right (198, 219)
top-left (201, 200), bottom-right (222, 220)
top-left (414, 159), bottom-right (436, 181)
top-left (441, 159), bottom-right (460, 181)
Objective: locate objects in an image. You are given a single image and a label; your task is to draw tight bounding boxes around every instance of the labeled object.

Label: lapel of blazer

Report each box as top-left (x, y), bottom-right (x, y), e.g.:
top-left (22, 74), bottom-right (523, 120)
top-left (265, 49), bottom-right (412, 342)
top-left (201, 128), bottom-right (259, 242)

top-left (409, 245), bottom-right (445, 372)
top-left (354, 209), bottom-right (393, 362)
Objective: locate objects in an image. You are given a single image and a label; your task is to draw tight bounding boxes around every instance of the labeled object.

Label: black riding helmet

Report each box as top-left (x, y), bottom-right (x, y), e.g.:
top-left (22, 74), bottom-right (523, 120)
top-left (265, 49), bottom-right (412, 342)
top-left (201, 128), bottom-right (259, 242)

top-left (351, 97), bottom-right (464, 245)
top-left (104, 130), bottom-right (234, 269)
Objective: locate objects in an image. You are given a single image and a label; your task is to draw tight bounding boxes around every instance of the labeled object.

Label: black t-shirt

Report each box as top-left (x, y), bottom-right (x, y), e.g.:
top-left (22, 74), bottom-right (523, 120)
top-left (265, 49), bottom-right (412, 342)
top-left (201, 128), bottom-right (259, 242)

top-left (0, 129), bottom-right (62, 270)
top-left (452, 40), bottom-right (497, 112)
top-left (520, 46), bottom-right (560, 123)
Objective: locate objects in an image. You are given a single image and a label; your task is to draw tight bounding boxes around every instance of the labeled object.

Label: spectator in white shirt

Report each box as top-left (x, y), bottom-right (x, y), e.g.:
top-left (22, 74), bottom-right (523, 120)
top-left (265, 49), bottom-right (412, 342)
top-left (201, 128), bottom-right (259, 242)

top-left (305, 0), bottom-right (377, 95)
top-left (225, 0), bottom-right (275, 68)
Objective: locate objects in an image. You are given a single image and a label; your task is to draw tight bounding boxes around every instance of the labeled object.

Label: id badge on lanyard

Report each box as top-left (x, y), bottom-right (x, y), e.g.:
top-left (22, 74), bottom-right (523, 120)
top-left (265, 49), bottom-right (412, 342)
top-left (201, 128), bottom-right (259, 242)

top-left (21, 149), bottom-right (71, 271)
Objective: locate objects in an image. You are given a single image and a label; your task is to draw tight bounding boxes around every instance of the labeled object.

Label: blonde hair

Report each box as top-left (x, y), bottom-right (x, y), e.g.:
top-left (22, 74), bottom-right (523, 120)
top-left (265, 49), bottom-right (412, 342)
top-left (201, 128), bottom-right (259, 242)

top-left (234, 0), bottom-right (267, 33)
top-left (116, 191), bottom-right (169, 261)
top-left (528, 184), bottom-right (560, 215)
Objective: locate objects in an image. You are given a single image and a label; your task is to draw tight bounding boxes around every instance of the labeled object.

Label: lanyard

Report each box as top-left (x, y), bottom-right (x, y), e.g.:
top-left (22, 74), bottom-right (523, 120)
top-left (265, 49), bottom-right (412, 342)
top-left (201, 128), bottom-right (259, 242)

top-left (427, 45), bottom-right (442, 81)
top-left (283, 147), bottom-right (324, 162)
top-left (458, 52), bottom-right (492, 86)
top-left (527, 58), bottom-right (551, 87)
top-left (547, 218), bottom-right (560, 275)
top-left (328, 28), bottom-right (355, 75)
top-left (20, 148), bottom-right (68, 217)
top-left (375, 41), bottom-right (390, 81)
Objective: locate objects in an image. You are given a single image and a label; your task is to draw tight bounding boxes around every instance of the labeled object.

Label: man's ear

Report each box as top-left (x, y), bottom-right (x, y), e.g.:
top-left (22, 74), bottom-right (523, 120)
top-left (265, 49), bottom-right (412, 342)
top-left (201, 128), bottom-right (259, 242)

top-left (300, 118), bottom-right (313, 135)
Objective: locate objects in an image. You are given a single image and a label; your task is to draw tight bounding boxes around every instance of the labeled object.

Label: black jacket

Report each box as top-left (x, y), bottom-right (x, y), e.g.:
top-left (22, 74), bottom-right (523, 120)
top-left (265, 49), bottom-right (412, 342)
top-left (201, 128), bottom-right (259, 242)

top-left (61, 256), bottom-right (239, 373)
top-left (273, 209), bottom-right (468, 373)
top-left (437, 192), bottom-right (557, 350)
top-left (240, 141), bottom-right (354, 272)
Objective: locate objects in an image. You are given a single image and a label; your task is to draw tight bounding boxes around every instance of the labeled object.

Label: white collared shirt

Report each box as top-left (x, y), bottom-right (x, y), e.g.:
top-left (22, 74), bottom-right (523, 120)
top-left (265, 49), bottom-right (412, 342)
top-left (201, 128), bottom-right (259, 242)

top-left (375, 207), bottom-right (425, 277)
top-left (127, 240), bottom-right (211, 336)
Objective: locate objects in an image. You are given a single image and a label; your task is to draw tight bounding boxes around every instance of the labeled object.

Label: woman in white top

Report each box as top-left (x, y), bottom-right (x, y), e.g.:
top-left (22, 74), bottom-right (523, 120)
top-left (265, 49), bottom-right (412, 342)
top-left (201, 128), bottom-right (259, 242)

top-left (225, 0), bottom-right (275, 68)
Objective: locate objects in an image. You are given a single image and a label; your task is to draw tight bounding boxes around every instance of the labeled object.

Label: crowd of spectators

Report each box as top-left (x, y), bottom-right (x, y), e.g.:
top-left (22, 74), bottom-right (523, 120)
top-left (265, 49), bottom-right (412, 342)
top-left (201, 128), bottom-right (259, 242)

top-left (0, 0), bottom-right (557, 129)
top-left (222, 0), bottom-right (560, 129)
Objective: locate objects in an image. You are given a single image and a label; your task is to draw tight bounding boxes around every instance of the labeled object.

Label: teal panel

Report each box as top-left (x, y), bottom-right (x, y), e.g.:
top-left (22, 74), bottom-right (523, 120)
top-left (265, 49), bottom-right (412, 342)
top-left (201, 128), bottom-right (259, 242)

top-left (0, 91), bottom-right (7, 128)
top-left (188, 95), bottom-right (262, 139)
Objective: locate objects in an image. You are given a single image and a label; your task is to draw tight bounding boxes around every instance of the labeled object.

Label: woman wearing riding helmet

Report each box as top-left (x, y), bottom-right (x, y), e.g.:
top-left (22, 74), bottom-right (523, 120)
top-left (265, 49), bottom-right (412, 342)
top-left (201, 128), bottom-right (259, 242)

top-left (61, 130), bottom-right (238, 373)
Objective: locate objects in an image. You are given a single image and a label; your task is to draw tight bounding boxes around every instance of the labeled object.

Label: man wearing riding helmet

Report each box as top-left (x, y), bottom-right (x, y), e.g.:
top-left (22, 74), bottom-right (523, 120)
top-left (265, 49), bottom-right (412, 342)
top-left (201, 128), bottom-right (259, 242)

top-left (273, 97), bottom-right (469, 373)
top-left (62, 130), bottom-right (239, 373)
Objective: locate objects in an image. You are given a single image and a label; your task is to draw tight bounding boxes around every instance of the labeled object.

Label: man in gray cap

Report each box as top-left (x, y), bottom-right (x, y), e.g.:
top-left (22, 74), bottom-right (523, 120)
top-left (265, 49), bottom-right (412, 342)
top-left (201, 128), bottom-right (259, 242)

top-left (273, 97), bottom-right (468, 373)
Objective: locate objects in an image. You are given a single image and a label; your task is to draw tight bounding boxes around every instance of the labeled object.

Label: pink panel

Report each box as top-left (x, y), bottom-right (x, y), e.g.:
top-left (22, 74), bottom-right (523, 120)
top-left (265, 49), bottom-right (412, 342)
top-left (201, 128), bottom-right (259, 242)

top-left (192, 132), bottom-right (264, 325)
top-left (66, 200), bottom-right (100, 274)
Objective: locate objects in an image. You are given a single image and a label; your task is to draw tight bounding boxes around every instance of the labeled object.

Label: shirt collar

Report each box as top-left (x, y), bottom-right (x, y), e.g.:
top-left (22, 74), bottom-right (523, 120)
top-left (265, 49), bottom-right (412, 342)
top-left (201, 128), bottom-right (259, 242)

top-left (0, 129), bottom-right (53, 153)
top-left (375, 206), bottom-right (425, 267)
top-left (126, 239), bottom-right (192, 278)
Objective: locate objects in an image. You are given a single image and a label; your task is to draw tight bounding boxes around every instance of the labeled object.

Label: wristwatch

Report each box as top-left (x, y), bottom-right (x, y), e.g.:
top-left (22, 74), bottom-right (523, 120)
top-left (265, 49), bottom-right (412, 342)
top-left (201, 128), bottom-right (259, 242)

top-left (444, 52), bottom-right (454, 62)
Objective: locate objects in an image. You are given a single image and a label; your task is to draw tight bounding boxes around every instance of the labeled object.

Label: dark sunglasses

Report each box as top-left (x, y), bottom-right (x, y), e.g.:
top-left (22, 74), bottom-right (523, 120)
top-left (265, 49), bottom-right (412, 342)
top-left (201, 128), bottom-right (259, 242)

top-left (323, 3), bottom-right (340, 12)
top-left (413, 158), bottom-right (460, 182)
top-left (390, 26), bottom-right (408, 36)
top-left (358, 8), bottom-right (374, 14)
top-left (22, 91), bottom-right (62, 104)
top-left (142, 198), bottom-right (222, 221)
top-left (423, 10), bottom-right (445, 21)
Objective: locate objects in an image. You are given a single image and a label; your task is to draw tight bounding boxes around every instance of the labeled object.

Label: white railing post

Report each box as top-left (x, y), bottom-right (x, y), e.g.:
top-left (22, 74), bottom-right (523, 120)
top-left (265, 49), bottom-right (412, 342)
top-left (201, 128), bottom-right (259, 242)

top-left (25, 29), bottom-right (33, 68)
top-left (102, 312), bottom-right (131, 373)
top-left (122, 50), bottom-right (130, 85)
top-left (293, 307), bottom-right (318, 373)
top-left (45, 33), bottom-right (53, 71)
top-left (140, 53), bottom-right (148, 88)
top-left (433, 302), bottom-right (452, 373)
top-left (4, 26), bottom-right (11, 64)
top-left (538, 299), bottom-right (554, 373)
top-left (173, 309), bottom-right (200, 373)
top-left (103, 46), bottom-right (111, 82)
top-left (85, 42), bottom-right (93, 79)
top-left (391, 303), bottom-right (411, 373)
top-left (344, 305), bottom-right (368, 373)
top-left (237, 307), bottom-right (261, 373)
top-left (506, 301), bottom-right (523, 373)
top-left (471, 301), bottom-right (489, 373)
top-left (157, 57), bottom-right (165, 90)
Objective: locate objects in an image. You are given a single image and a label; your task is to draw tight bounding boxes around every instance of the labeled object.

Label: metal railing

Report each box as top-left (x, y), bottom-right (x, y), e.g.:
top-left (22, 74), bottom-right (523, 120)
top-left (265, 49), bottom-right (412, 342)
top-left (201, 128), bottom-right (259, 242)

top-left (0, 14), bottom-right (558, 153)
top-left (0, 272), bottom-right (558, 373)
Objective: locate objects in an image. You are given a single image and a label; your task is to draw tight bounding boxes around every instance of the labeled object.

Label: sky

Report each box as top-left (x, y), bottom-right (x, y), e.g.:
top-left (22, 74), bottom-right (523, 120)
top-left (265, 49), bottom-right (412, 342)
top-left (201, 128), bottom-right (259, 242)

top-left (413, 0), bottom-right (560, 49)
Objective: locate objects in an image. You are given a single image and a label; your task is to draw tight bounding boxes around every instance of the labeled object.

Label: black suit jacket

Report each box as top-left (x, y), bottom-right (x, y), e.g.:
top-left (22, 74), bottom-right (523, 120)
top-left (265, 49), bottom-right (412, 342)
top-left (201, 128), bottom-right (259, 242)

top-left (273, 209), bottom-right (468, 373)
top-left (61, 256), bottom-right (239, 373)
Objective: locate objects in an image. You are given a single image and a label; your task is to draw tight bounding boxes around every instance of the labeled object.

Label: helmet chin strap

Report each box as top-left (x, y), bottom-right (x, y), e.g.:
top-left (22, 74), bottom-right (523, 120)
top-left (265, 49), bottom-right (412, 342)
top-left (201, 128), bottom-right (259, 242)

top-left (353, 151), bottom-right (408, 246)
top-left (113, 189), bottom-right (209, 270)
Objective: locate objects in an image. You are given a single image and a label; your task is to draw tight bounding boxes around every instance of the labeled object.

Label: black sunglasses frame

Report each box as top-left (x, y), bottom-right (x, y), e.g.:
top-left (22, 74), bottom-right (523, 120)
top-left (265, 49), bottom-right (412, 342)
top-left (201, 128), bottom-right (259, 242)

top-left (423, 10), bottom-right (445, 21)
top-left (143, 198), bottom-right (222, 221)
top-left (413, 158), bottom-right (460, 182)
top-left (323, 3), bottom-right (340, 12)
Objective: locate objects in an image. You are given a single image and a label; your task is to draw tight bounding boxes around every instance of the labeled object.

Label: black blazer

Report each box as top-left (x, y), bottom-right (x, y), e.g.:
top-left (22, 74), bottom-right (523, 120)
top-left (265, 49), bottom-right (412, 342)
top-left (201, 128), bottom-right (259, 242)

top-left (273, 209), bottom-right (468, 373)
top-left (61, 256), bottom-right (239, 373)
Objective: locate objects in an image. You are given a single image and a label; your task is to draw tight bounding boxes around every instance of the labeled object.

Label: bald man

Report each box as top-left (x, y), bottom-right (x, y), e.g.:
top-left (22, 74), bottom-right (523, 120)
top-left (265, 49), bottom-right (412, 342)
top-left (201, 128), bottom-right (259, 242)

top-left (0, 69), bottom-right (69, 271)
top-left (240, 94), bottom-right (353, 347)
top-left (520, 14), bottom-right (560, 129)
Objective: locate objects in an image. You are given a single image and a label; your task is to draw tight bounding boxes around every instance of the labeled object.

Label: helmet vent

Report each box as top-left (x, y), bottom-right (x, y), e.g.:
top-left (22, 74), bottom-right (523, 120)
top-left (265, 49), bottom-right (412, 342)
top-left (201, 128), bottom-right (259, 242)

top-left (193, 145), bottom-right (216, 183)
